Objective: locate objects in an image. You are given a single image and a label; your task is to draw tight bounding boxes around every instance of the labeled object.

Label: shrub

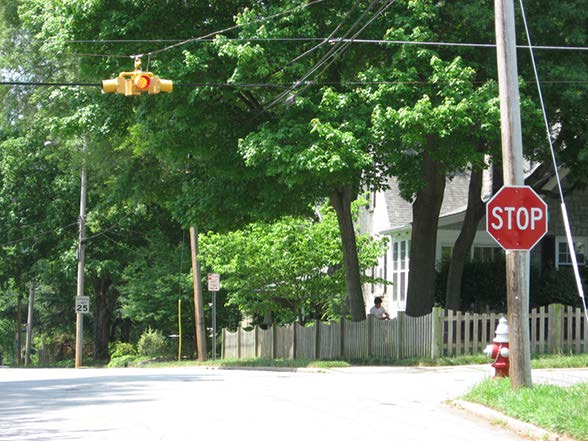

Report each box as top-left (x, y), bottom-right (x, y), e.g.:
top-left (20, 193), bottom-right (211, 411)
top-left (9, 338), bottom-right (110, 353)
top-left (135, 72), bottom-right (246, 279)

top-left (108, 354), bottom-right (138, 368)
top-left (109, 341), bottom-right (136, 359)
top-left (436, 258), bottom-right (585, 312)
top-left (435, 259), bottom-right (507, 312)
top-left (137, 328), bottom-right (166, 358)
top-left (532, 267), bottom-right (585, 308)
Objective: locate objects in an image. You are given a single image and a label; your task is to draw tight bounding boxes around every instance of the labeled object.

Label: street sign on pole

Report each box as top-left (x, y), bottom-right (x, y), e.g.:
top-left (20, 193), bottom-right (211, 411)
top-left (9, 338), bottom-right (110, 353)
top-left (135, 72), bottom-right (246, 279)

top-left (207, 273), bottom-right (220, 360)
top-left (486, 185), bottom-right (548, 251)
top-left (75, 296), bottom-right (90, 314)
top-left (207, 273), bottom-right (220, 291)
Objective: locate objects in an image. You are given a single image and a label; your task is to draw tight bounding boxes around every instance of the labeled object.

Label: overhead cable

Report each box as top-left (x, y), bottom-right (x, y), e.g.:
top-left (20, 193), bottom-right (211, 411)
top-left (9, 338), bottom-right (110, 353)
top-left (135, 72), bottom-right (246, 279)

top-left (2, 79), bottom-right (587, 88)
top-left (136, 0), bottom-right (327, 59)
top-left (263, 0), bottom-right (396, 112)
top-left (65, 37), bottom-right (588, 52)
top-left (518, 0), bottom-right (587, 320)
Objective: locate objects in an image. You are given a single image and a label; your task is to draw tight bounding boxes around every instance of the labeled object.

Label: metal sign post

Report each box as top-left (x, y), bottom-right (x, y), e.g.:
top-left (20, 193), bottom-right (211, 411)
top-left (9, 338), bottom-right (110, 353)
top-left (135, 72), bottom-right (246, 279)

top-left (207, 274), bottom-right (220, 360)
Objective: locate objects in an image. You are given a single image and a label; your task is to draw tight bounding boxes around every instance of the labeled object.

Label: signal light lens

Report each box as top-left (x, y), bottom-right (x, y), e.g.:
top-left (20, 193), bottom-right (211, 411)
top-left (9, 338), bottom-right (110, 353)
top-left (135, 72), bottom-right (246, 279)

top-left (134, 74), bottom-right (151, 90)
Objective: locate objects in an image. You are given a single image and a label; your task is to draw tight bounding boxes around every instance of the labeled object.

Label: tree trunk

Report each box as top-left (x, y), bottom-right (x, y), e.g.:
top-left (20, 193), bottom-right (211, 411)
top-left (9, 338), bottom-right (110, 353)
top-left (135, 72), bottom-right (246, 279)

top-left (329, 187), bottom-right (366, 321)
top-left (445, 166), bottom-right (486, 311)
top-left (92, 275), bottom-right (117, 362)
top-left (405, 149), bottom-right (446, 317)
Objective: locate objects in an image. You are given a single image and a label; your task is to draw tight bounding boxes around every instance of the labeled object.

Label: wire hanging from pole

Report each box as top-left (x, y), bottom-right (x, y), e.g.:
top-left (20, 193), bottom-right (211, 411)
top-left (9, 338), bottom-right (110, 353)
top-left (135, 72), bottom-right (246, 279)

top-left (518, 0), bottom-right (588, 322)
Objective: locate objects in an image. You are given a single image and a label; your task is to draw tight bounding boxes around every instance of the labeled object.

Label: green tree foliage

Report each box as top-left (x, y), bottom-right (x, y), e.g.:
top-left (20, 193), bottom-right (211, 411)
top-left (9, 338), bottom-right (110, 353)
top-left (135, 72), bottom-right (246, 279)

top-left (2, 0), bottom-right (585, 360)
top-left (200, 203), bottom-right (387, 324)
top-left (118, 229), bottom-right (193, 334)
top-left (512, 1), bottom-right (588, 181)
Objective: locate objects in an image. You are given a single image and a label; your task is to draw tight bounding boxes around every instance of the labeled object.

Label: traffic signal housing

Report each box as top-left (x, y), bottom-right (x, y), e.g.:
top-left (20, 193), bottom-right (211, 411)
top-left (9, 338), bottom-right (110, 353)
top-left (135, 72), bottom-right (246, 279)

top-left (102, 59), bottom-right (173, 96)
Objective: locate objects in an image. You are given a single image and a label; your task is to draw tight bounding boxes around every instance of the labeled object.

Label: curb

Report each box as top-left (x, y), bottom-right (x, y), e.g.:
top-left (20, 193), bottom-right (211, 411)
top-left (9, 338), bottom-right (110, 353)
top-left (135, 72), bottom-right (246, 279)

top-left (451, 399), bottom-right (577, 441)
top-left (206, 365), bottom-right (328, 373)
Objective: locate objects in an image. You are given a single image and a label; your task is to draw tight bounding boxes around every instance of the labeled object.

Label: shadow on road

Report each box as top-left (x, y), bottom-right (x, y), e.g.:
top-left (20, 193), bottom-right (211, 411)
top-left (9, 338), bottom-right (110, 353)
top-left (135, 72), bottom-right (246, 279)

top-left (0, 371), bottom-right (220, 440)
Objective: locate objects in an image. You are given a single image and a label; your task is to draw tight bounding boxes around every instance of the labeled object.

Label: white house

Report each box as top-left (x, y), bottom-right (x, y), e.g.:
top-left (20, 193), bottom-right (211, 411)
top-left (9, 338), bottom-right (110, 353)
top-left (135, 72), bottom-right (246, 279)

top-left (359, 163), bottom-right (588, 317)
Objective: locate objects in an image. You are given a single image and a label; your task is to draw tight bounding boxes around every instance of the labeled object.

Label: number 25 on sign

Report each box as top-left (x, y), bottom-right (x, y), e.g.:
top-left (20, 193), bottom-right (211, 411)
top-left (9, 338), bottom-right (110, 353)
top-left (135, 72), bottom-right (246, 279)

top-left (75, 296), bottom-right (90, 314)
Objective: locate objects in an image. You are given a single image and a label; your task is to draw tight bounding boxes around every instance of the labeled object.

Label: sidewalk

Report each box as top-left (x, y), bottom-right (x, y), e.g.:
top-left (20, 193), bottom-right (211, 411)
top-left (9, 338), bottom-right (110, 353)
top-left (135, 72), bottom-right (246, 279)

top-left (532, 367), bottom-right (588, 386)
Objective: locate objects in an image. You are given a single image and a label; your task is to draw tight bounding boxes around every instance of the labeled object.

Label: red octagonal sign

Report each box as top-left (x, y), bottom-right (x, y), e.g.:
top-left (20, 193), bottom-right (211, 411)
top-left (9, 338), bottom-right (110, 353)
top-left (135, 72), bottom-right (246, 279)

top-left (486, 186), bottom-right (548, 251)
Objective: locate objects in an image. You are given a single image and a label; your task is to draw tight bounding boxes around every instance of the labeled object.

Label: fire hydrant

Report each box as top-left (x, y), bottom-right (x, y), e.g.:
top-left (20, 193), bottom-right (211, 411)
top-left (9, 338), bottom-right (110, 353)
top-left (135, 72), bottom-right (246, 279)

top-left (484, 316), bottom-right (510, 378)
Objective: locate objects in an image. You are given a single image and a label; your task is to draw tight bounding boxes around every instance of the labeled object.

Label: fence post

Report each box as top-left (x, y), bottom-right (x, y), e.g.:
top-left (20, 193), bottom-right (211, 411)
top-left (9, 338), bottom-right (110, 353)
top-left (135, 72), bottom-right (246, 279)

top-left (315, 320), bottom-right (320, 360)
top-left (271, 323), bottom-right (277, 360)
top-left (237, 328), bottom-right (242, 359)
top-left (340, 319), bottom-right (345, 358)
top-left (367, 315), bottom-right (374, 357)
top-left (221, 328), bottom-right (225, 359)
top-left (254, 325), bottom-right (259, 358)
top-left (431, 307), bottom-right (443, 359)
top-left (548, 303), bottom-right (563, 354)
top-left (292, 323), bottom-right (297, 360)
top-left (396, 312), bottom-right (403, 360)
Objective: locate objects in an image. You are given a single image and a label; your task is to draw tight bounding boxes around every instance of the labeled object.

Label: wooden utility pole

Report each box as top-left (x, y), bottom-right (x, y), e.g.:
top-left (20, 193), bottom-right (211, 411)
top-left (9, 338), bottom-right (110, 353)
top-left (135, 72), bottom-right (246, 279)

top-left (494, 0), bottom-right (533, 388)
top-left (24, 278), bottom-right (35, 367)
top-left (75, 156), bottom-right (87, 369)
top-left (189, 226), bottom-right (207, 361)
top-left (16, 294), bottom-right (22, 365)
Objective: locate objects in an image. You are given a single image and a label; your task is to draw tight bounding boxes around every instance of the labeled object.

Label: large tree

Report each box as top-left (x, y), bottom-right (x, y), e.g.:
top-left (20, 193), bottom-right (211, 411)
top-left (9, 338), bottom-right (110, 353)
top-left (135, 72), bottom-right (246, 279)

top-left (6, 0), bottom-right (583, 334)
top-left (364, 0), bottom-right (506, 316)
top-left (436, 0), bottom-right (585, 311)
top-left (210, 1), bottom-right (407, 320)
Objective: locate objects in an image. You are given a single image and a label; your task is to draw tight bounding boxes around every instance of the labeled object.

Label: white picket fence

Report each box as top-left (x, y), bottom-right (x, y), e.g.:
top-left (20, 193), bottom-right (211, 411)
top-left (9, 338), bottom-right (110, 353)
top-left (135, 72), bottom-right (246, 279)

top-left (221, 304), bottom-right (588, 360)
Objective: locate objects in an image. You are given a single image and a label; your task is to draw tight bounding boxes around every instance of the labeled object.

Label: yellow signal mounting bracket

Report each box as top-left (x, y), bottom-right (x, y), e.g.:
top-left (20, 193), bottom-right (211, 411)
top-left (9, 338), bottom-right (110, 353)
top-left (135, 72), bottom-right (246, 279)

top-left (102, 57), bottom-right (173, 96)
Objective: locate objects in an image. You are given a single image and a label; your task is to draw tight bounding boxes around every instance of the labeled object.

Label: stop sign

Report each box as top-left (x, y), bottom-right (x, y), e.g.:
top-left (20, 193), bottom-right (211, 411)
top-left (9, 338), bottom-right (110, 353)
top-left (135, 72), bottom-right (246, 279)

top-left (486, 186), bottom-right (548, 251)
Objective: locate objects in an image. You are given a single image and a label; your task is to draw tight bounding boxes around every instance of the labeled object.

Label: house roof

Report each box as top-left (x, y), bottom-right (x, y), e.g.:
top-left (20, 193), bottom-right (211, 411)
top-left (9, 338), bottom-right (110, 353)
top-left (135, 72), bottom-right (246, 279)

top-left (382, 172), bottom-right (471, 233)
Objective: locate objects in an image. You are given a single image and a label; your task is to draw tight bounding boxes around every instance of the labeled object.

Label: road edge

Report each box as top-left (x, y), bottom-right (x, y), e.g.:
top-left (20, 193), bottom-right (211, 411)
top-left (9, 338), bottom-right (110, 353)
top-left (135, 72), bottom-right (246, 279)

top-left (450, 399), bottom-right (577, 441)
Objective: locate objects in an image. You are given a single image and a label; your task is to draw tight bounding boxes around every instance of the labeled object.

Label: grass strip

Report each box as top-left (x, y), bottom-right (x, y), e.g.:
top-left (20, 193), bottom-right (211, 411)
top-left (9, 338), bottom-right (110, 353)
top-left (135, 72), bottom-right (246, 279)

top-left (463, 378), bottom-right (588, 441)
top-left (117, 353), bottom-right (588, 369)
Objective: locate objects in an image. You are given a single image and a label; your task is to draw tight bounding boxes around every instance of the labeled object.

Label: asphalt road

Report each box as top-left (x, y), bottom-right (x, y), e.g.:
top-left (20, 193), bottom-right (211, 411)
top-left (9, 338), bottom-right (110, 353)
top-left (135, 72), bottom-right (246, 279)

top-left (0, 365), bottom-right (582, 441)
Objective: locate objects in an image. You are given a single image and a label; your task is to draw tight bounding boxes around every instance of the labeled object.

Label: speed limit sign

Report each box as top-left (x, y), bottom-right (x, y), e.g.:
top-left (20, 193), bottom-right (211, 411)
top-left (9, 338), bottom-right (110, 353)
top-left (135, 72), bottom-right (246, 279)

top-left (75, 296), bottom-right (90, 314)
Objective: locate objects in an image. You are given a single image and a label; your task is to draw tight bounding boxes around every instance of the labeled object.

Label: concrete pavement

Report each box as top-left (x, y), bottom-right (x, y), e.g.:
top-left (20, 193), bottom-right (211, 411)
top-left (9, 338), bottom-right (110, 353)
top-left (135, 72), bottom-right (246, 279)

top-left (0, 365), bottom-right (585, 441)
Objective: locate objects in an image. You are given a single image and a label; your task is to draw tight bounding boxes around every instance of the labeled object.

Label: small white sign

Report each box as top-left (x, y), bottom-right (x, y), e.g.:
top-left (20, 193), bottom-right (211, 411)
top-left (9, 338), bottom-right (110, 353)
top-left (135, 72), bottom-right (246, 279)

top-left (207, 273), bottom-right (220, 291)
top-left (75, 296), bottom-right (90, 314)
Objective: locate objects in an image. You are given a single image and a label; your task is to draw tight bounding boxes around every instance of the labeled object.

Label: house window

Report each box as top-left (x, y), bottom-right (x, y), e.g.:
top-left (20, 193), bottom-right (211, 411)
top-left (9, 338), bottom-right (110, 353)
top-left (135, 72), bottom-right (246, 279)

top-left (473, 246), bottom-right (504, 263)
top-left (441, 246), bottom-right (453, 262)
top-left (439, 244), bottom-right (502, 263)
top-left (390, 236), bottom-right (410, 309)
top-left (383, 251), bottom-right (387, 294)
top-left (556, 238), bottom-right (586, 268)
top-left (367, 190), bottom-right (377, 211)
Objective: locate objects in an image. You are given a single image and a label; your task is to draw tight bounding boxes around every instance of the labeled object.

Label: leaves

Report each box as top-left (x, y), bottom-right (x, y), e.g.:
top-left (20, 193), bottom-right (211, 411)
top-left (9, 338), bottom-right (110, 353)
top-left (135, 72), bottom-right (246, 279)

top-left (200, 203), bottom-right (386, 324)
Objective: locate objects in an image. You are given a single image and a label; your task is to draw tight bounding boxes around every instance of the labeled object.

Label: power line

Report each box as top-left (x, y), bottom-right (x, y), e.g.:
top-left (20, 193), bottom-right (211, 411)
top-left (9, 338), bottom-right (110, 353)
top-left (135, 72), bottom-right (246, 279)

top-left (137, 0), bottom-right (327, 59)
top-left (264, 0), bottom-right (365, 81)
top-left (0, 222), bottom-right (78, 248)
top-left (64, 37), bottom-right (588, 52)
top-left (10, 38), bottom-right (588, 66)
top-left (0, 81), bottom-right (100, 87)
top-left (263, 0), bottom-right (396, 112)
top-left (246, 0), bottom-right (375, 111)
top-left (2, 79), bottom-right (587, 89)
top-left (518, 0), bottom-right (588, 322)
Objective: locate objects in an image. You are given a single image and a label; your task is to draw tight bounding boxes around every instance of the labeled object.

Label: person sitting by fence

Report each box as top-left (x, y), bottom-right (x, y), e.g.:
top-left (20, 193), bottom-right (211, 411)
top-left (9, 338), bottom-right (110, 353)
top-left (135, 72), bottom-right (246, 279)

top-left (369, 297), bottom-right (390, 320)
